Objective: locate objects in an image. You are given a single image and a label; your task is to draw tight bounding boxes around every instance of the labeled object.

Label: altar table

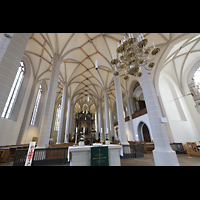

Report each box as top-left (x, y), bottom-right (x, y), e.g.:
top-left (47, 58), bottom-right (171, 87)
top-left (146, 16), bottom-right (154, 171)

top-left (68, 144), bottom-right (122, 166)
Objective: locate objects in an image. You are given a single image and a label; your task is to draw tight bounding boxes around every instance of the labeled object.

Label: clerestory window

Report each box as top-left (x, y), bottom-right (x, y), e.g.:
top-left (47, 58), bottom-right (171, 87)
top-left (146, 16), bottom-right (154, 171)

top-left (1, 62), bottom-right (25, 119)
top-left (54, 104), bottom-right (61, 131)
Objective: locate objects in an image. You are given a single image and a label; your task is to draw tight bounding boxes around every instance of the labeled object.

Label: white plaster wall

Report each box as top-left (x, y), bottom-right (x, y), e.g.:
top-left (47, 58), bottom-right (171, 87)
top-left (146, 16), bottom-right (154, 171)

top-left (159, 71), bottom-right (200, 144)
top-left (132, 114), bottom-right (153, 142)
top-left (125, 121), bottom-right (132, 141)
top-left (120, 113), bottom-right (153, 142)
top-left (0, 71), bottom-right (33, 145)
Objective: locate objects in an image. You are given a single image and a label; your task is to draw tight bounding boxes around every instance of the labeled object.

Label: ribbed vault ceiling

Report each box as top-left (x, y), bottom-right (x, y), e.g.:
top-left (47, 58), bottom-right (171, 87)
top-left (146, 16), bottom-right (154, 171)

top-left (161, 34), bottom-right (200, 94)
top-left (23, 33), bottom-right (188, 110)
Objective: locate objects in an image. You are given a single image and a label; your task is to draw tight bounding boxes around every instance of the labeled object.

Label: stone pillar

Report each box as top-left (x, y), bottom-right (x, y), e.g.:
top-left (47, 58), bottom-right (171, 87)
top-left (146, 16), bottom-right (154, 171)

top-left (69, 102), bottom-right (74, 140)
top-left (0, 33), bottom-right (31, 115)
top-left (95, 107), bottom-right (99, 141)
top-left (103, 88), bottom-right (111, 139)
top-left (64, 96), bottom-right (72, 143)
top-left (125, 90), bottom-right (135, 141)
top-left (114, 75), bottom-right (128, 145)
top-left (140, 66), bottom-right (179, 166)
top-left (16, 80), bottom-right (37, 145)
top-left (56, 82), bottom-right (67, 144)
top-left (98, 98), bottom-right (103, 142)
top-left (110, 107), bottom-right (114, 141)
top-left (37, 54), bottom-right (61, 148)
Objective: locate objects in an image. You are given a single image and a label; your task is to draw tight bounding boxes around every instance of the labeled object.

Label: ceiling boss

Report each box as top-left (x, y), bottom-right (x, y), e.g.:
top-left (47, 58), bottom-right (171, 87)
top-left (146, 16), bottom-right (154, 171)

top-left (111, 33), bottom-right (160, 80)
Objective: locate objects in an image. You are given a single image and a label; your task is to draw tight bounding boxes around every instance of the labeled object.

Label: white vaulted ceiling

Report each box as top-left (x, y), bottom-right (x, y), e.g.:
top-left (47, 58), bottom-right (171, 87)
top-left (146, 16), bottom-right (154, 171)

top-left (24, 33), bottom-right (187, 110)
top-left (160, 34), bottom-right (200, 95)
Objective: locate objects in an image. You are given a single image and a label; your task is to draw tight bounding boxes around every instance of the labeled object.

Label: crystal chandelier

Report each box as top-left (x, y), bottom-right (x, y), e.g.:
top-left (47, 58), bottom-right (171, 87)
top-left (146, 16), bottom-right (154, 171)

top-left (111, 33), bottom-right (160, 80)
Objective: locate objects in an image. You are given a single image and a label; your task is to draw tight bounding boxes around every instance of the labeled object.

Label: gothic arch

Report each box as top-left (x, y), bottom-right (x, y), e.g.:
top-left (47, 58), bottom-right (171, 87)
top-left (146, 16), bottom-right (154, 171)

top-left (137, 121), bottom-right (151, 142)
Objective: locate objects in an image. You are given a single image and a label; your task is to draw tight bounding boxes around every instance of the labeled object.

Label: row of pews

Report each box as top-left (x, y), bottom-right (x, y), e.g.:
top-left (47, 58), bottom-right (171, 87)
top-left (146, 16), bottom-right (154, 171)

top-left (0, 144), bottom-right (29, 163)
top-left (184, 142), bottom-right (200, 157)
top-left (3, 141), bottom-right (200, 164)
top-left (128, 141), bottom-right (154, 154)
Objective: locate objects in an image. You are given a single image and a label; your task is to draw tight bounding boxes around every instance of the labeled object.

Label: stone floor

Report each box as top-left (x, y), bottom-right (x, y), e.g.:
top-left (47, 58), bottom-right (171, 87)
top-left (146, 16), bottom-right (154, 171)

top-left (1, 153), bottom-right (200, 166)
top-left (121, 153), bottom-right (200, 166)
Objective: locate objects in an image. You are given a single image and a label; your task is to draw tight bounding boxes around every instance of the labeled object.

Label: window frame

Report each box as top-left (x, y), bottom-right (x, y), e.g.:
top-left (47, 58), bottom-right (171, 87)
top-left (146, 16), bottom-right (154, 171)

top-left (30, 84), bottom-right (43, 126)
top-left (1, 61), bottom-right (25, 119)
top-left (54, 104), bottom-right (61, 131)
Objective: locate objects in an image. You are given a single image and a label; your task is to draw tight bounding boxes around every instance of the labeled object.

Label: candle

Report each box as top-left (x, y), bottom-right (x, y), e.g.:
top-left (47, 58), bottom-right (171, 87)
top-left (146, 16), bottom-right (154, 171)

top-left (83, 127), bottom-right (85, 133)
top-left (75, 133), bottom-right (77, 145)
top-left (152, 43), bottom-right (156, 49)
top-left (101, 128), bottom-right (103, 133)
top-left (76, 127), bottom-right (78, 134)
top-left (141, 34), bottom-right (144, 39)
top-left (107, 128), bottom-right (109, 133)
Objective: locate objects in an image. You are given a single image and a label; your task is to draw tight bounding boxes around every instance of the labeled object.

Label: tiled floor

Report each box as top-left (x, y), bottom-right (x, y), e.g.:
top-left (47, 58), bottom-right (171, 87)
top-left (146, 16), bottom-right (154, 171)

top-left (1, 153), bottom-right (200, 166)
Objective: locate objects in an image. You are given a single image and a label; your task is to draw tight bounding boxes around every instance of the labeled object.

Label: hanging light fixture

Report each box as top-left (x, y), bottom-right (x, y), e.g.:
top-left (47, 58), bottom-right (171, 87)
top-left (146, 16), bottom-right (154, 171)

top-left (111, 33), bottom-right (160, 80)
top-left (95, 59), bottom-right (98, 70)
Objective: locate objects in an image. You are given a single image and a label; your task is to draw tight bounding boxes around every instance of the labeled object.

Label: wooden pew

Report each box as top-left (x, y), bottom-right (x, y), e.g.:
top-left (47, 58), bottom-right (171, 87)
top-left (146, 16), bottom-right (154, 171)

top-left (46, 143), bottom-right (74, 160)
top-left (186, 142), bottom-right (200, 157)
top-left (0, 144), bottom-right (29, 163)
top-left (0, 148), bottom-right (10, 163)
top-left (141, 142), bottom-right (154, 153)
top-left (128, 141), bottom-right (154, 153)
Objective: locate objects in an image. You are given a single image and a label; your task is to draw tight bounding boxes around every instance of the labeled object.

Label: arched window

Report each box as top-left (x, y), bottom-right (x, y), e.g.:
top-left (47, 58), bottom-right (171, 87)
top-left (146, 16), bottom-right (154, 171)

top-left (54, 104), bottom-right (61, 131)
top-left (30, 84), bottom-right (42, 126)
top-left (1, 61), bottom-right (25, 119)
top-left (193, 66), bottom-right (200, 85)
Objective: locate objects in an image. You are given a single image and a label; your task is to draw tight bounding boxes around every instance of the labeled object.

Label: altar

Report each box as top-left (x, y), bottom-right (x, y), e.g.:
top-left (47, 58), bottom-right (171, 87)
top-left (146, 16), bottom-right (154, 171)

top-left (68, 144), bottom-right (122, 166)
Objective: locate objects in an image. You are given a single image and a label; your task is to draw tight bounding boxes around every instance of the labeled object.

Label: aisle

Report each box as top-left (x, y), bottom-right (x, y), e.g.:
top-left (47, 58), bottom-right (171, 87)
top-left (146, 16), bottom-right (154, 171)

top-left (120, 153), bottom-right (200, 166)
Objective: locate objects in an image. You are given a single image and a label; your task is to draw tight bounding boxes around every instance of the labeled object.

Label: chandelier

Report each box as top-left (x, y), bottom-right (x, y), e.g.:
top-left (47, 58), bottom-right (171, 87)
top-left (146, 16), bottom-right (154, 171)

top-left (110, 33), bottom-right (160, 80)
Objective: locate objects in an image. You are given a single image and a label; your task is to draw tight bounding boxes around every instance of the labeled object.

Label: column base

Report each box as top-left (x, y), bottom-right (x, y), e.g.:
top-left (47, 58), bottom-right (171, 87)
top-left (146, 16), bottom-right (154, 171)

top-left (153, 149), bottom-right (180, 166)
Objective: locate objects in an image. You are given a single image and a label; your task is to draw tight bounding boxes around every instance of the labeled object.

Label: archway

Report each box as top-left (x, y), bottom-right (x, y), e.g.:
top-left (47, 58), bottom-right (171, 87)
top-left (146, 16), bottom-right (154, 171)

top-left (138, 122), bottom-right (151, 142)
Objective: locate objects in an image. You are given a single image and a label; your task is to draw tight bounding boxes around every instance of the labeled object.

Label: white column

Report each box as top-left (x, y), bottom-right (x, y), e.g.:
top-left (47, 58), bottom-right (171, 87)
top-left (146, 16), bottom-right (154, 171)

top-left (98, 98), bottom-right (103, 142)
top-left (56, 82), bottom-right (67, 144)
top-left (0, 33), bottom-right (31, 115)
top-left (37, 54), bottom-right (61, 148)
top-left (140, 66), bottom-right (179, 166)
top-left (125, 90), bottom-right (135, 141)
top-left (103, 88), bottom-right (111, 139)
top-left (114, 75), bottom-right (128, 145)
top-left (95, 108), bottom-right (99, 141)
top-left (64, 96), bottom-right (72, 143)
top-left (110, 107), bottom-right (114, 141)
top-left (69, 103), bottom-right (74, 140)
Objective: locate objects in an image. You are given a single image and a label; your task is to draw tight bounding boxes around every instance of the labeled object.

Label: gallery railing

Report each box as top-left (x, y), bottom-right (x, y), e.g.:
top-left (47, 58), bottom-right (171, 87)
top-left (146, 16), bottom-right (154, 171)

top-left (13, 147), bottom-right (69, 166)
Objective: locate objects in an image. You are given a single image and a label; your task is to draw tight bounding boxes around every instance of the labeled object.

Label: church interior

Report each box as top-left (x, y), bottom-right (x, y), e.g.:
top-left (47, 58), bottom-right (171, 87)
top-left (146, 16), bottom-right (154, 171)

top-left (1, 33), bottom-right (200, 166)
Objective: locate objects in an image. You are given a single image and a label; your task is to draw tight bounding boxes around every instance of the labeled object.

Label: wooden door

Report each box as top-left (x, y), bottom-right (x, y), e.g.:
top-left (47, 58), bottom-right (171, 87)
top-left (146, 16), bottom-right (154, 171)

top-left (142, 124), bottom-right (151, 142)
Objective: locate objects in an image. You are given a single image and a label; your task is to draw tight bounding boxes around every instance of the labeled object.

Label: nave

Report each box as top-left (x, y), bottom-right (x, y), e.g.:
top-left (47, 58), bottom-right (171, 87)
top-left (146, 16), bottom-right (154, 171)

top-left (1, 33), bottom-right (200, 166)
